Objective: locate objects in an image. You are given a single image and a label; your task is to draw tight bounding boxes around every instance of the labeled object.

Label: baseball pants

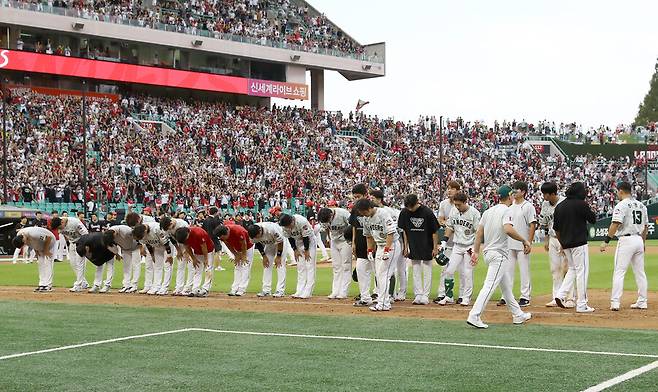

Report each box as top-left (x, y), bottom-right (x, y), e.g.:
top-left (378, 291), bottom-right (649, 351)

top-left (191, 252), bottom-right (214, 292)
top-left (120, 248), bottom-right (141, 289)
top-left (506, 249), bottom-right (532, 301)
top-left (293, 238), bottom-right (318, 298)
top-left (611, 235), bottom-right (648, 307)
top-left (411, 259), bottom-right (432, 302)
top-left (174, 250), bottom-right (194, 293)
top-left (374, 244), bottom-right (400, 309)
top-left (13, 245), bottom-right (35, 263)
top-left (556, 244), bottom-right (590, 310)
top-left (469, 251), bottom-right (525, 320)
top-left (440, 245), bottom-right (474, 302)
top-left (436, 247), bottom-right (467, 298)
top-left (548, 237), bottom-right (574, 300)
top-left (57, 236), bottom-right (67, 260)
top-left (316, 230), bottom-right (329, 260)
top-left (147, 246), bottom-right (167, 292)
top-left (93, 259), bottom-right (114, 288)
top-left (68, 245), bottom-right (88, 289)
top-left (329, 241), bottom-right (353, 298)
top-left (394, 250), bottom-right (408, 299)
top-left (356, 256), bottom-right (375, 302)
top-left (231, 246), bottom-right (254, 294)
top-left (261, 243), bottom-right (286, 294)
top-left (37, 242), bottom-right (57, 288)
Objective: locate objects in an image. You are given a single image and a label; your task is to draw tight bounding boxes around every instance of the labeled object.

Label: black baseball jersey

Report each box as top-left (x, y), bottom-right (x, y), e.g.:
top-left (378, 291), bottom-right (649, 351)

top-left (398, 205), bottom-right (439, 260)
top-left (88, 220), bottom-right (103, 233)
top-left (76, 233), bottom-right (115, 266)
top-left (348, 212), bottom-right (368, 259)
top-left (32, 218), bottom-right (48, 228)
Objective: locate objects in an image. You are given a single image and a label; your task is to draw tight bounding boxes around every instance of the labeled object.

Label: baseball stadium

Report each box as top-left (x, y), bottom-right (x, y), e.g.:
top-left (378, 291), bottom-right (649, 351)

top-left (1, 1), bottom-right (658, 391)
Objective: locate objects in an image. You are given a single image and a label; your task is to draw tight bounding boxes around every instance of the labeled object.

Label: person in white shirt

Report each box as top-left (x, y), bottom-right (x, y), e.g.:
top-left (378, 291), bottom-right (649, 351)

top-left (279, 214), bottom-right (316, 298)
top-left (12, 227), bottom-right (57, 292)
top-left (539, 182), bottom-right (575, 308)
top-left (50, 216), bottom-right (89, 292)
top-left (248, 222), bottom-right (288, 298)
top-left (600, 181), bottom-right (649, 311)
top-left (437, 192), bottom-right (481, 306)
top-left (467, 185), bottom-right (532, 329)
top-left (317, 207), bottom-right (353, 299)
top-left (160, 216), bottom-right (194, 296)
top-left (103, 225), bottom-right (144, 293)
top-left (435, 181), bottom-right (464, 303)
top-left (353, 198), bottom-right (400, 312)
top-left (132, 222), bottom-right (174, 295)
top-left (499, 181), bottom-right (537, 307)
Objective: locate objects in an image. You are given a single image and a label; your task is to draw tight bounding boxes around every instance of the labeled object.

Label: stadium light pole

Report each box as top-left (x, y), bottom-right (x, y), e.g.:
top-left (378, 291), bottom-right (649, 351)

top-left (82, 80), bottom-right (88, 218)
top-left (1, 78), bottom-right (8, 204)
top-left (439, 115), bottom-right (444, 198)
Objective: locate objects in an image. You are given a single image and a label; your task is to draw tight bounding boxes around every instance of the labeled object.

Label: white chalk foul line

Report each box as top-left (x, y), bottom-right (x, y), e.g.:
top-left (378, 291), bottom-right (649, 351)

top-left (2, 327), bottom-right (657, 363)
top-left (192, 328), bottom-right (658, 359)
top-left (0, 328), bottom-right (195, 360)
top-left (581, 360), bottom-right (658, 392)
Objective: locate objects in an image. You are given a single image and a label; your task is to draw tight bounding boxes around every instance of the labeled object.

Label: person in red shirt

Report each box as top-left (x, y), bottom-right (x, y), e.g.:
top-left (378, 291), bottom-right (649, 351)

top-left (213, 224), bottom-right (255, 296)
top-left (175, 226), bottom-right (215, 297)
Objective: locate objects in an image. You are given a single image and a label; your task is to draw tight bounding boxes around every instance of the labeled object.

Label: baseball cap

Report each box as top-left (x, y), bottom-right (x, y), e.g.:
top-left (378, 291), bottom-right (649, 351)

top-left (143, 207), bottom-right (152, 214)
top-left (327, 199), bottom-right (337, 207)
top-left (497, 185), bottom-right (513, 198)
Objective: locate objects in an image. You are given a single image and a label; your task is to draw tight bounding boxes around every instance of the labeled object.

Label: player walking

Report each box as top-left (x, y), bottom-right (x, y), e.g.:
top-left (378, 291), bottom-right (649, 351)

top-left (601, 181), bottom-right (649, 311)
top-left (247, 223), bottom-right (287, 298)
top-left (317, 206), bottom-right (353, 299)
top-left (12, 226), bottom-right (56, 292)
top-left (50, 216), bottom-right (90, 292)
top-left (437, 192), bottom-right (480, 306)
top-left (539, 182), bottom-right (575, 308)
top-left (499, 181), bottom-right (537, 307)
top-left (398, 194), bottom-right (440, 305)
top-left (553, 182), bottom-right (597, 313)
top-left (279, 213), bottom-right (316, 299)
top-left (467, 185), bottom-right (533, 328)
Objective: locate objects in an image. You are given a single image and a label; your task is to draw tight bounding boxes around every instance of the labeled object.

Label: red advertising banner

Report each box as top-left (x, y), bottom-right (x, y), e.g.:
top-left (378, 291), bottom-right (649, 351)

top-left (0, 50), bottom-right (308, 100)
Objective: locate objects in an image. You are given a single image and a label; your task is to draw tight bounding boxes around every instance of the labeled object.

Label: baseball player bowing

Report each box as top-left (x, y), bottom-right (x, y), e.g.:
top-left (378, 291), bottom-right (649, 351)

top-left (175, 226), bottom-right (215, 297)
top-left (539, 182), bottom-right (575, 308)
top-left (12, 226), bottom-right (57, 292)
top-left (467, 185), bottom-right (532, 329)
top-left (437, 192), bottom-right (481, 307)
top-left (214, 224), bottom-right (255, 297)
top-left (279, 214), bottom-right (317, 299)
top-left (76, 232), bottom-right (120, 293)
top-left (132, 222), bottom-right (174, 295)
top-left (102, 225), bottom-right (143, 293)
top-left (601, 181), bottom-right (649, 311)
top-left (160, 216), bottom-right (195, 296)
top-left (247, 223), bottom-right (288, 298)
top-left (50, 216), bottom-right (90, 292)
top-left (353, 198), bottom-right (400, 312)
top-left (398, 194), bottom-right (440, 305)
top-left (317, 207), bottom-right (353, 300)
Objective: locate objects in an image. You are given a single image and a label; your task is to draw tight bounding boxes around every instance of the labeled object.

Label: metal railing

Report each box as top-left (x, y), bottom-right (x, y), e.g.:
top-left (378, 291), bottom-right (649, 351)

top-left (1, 0), bottom-right (384, 63)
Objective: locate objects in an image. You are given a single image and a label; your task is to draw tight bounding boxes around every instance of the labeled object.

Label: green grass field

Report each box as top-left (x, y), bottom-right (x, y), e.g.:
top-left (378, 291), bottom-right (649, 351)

top-left (1, 242), bottom-right (656, 391)
top-left (0, 301), bottom-right (657, 391)
top-left (1, 242), bottom-right (655, 297)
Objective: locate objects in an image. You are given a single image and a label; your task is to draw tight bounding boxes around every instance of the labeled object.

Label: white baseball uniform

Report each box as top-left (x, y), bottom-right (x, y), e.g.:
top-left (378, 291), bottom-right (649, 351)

top-left (442, 206), bottom-right (481, 303)
top-left (59, 217), bottom-right (89, 289)
top-left (137, 222), bottom-right (173, 294)
top-left (363, 207), bottom-right (400, 310)
top-left (539, 196), bottom-right (574, 300)
top-left (17, 227), bottom-right (57, 288)
top-left (382, 206), bottom-right (407, 300)
top-left (253, 222), bottom-right (288, 295)
top-left (165, 218), bottom-right (194, 293)
top-left (468, 204), bottom-right (526, 321)
top-left (281, 215), bottom-right (317, 298)
top-left (322, 208), bottom-right (353, 299)
top-left (506, 199), bottom-right (537, 301)
top-left (610, 198), bottom-right (648, 308)
top-left (110, 225), bottom-right (142, 290)
top-left (437, 198), bottom-right (467, 298)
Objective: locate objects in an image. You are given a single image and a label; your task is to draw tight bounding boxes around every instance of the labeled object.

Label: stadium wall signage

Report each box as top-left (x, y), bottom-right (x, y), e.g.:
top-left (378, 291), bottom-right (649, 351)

top-left (0, 50), bottom-right (308, 100)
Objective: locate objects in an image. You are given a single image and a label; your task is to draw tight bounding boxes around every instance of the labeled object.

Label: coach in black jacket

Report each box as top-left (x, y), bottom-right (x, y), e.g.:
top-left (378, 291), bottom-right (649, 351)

top-left (552, 182), bottom-right (597, 313)
top-left (203, 207), bottom-right (223, 253)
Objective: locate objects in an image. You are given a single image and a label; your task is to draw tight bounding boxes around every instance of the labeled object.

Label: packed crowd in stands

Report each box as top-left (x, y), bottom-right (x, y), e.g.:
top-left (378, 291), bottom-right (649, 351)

top-left (5, 0), bottom-right (366, 58)
top-left (3, 87), bottom-right (650, 220)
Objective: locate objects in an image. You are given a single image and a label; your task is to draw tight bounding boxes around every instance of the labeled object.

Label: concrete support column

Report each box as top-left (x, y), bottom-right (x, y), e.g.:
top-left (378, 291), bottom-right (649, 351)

top-left (311, 69), bottom-right (324, 111)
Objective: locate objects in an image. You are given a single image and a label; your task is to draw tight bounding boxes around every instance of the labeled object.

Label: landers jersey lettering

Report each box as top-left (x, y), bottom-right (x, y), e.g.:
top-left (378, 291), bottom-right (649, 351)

top-left (60, 218), bottom-right (89, 243)
top-left (363, 208), bottom-right (399, 246)
top-left (254, 222), bottom-right (285, 245)
top-left (138, 222), bottom-right (170, 248)
top-left (447, 206), bottom-right (481, 246)
top-left (282, 215), bottom-right (313, 240)
top-left (612, 198), bottom-right (648, 236)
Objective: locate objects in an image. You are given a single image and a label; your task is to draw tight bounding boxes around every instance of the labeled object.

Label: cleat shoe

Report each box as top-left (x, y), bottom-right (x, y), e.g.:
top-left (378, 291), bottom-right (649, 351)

top-left (126, 286), bottom-right (138, 293)
top-left (466, 316), bottom-right (489, 329)
top-left (420, 296), bottom-right (430, 305)
top-left (80, 282), bottom-right (90, 290)
top-left (69, 285), bottom-right (82, 292)
top-left (138, 288), bottom-right (150, 294)
top-left (369, 304), bottom-right (384, 311)
top-left (576, 306), bottom-right (595, 313)
top-left (41, 286), bottom-right (53, 292)
top-left (187, 290), bottom-right (198, 297)
top-left (555, 298), bottom-right (566, 309)
top-left (34, 286), bottom-right (44, 292)
top-left (563, 300), bottom-right (576, 308)
top-left (99, 285), bottom-right (110, 293)
top-left (412, 296), bottom-right (422, 305)
top-left (147, 288), bottom-right (158, 295)
top-left (156, 289), bottom-right (169, 296)
top-left (438, 297), bottom-right (455, 306)
top-left (497, 298), bottom-right (507, 306)
top-left (545, 300), bottom-right (557, 307)
top-left (88, 285), bottom-right (101, 293)
top-left (518, 298), bottom-right (530, 307)
top-left (196, 289), bottom-right (209, 297)
top-left (118, 287), bottom-right (128, 293)
top-left (394, 293), bottom-right (406, 302)
top-left (630, 302), bottom-right (648, 310)
top-left (456, 298), bottom-right (463, 305)
top-left (180, 290), bottom-right (192, 297)
top-left (371, 293), bottom-right (378, 301)
top-left (171, 290), bottom-right (181, 296)
top-left (610, 305), bottom-right (620, 311)
top-left (460, 299), bottom-right (471, 307)
top-left (354, 299), bottom-right (373, 307)
top-left (257, 291), bottom-right (271, 297)
top-left (227, 291), bottom-right (237, 296)
top-left (513, 312), bottom-right (532, 324)
top-left (235, 291), bottom-right (245, 297)
top-left (327, 294), bottom-right (337, 299)
top-left (433, 296), bottom-right (445, 304)
top-left (353, 294), bottom-right (361, 301)
top-left (273, 291), bottom-right (285, 298)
